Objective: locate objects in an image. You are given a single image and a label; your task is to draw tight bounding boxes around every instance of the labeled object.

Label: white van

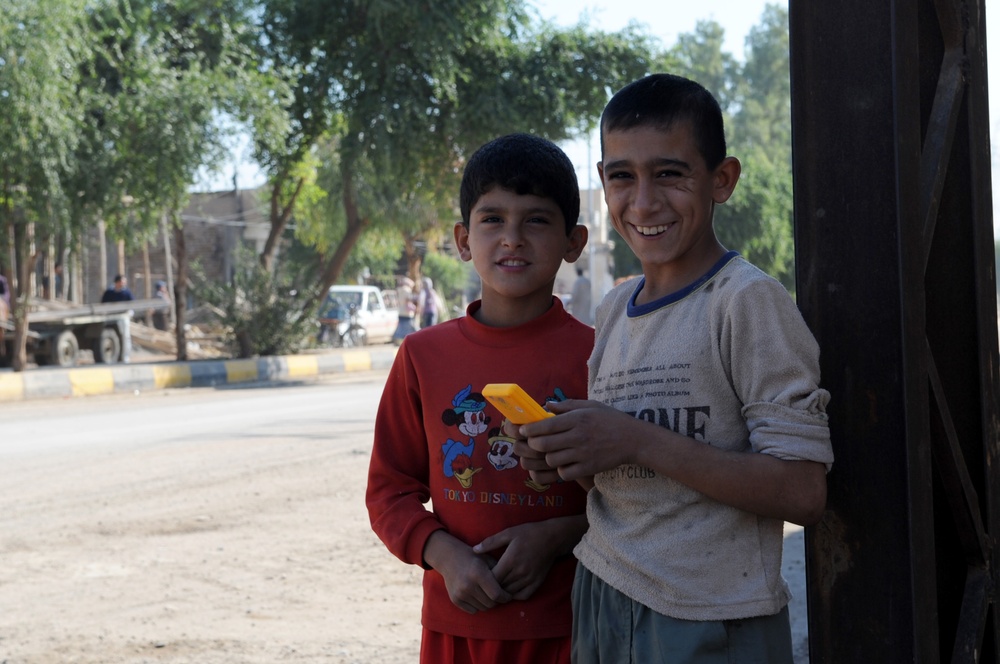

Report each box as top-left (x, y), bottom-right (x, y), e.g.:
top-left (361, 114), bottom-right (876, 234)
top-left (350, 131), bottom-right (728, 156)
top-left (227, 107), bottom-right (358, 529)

top-left (319, 285), bottom-right (398, 346)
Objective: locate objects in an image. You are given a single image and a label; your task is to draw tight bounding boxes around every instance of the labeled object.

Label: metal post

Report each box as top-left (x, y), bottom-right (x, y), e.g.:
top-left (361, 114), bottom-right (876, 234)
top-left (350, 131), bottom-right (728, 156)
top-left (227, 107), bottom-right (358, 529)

top-left (790, 0), bottom-right (999, 661)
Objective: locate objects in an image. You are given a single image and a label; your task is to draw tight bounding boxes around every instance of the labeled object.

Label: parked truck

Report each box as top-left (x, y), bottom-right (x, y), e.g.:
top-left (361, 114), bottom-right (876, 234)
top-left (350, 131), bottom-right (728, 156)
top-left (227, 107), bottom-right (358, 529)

top-left (1, 298), bottom-right (170, 368)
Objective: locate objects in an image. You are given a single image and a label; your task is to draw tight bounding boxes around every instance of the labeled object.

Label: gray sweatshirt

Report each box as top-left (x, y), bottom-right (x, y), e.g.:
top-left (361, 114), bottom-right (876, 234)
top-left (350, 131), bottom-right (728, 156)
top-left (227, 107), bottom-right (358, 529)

top-left (575, 253), bottom-right (834, 621)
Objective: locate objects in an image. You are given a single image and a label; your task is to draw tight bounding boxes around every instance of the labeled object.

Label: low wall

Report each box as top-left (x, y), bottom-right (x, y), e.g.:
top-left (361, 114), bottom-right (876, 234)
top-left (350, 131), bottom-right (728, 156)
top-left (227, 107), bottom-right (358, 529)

top-left (0, 347), bottom-right (398, 402)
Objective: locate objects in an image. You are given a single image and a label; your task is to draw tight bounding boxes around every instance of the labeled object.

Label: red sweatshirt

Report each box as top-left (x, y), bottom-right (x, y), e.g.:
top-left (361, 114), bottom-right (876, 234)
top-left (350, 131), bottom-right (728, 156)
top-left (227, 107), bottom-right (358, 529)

top-left (366, 298), bottom-right (593, 640)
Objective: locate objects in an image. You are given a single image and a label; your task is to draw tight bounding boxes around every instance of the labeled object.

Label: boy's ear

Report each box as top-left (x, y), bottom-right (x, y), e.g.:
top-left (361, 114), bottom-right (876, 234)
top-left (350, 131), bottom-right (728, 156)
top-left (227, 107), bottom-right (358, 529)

top-left (453, 222), bottom-right (473, 262)
top-left (712, 156), bottom-right (741, 204)
top-left (564, 224), bottom-right (589, 263)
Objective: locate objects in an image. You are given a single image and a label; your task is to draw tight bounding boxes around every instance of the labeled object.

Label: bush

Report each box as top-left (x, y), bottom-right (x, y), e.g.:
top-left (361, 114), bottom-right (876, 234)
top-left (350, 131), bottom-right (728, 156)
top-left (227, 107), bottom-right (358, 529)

top-left (195, 247), bottom-right (317, 357)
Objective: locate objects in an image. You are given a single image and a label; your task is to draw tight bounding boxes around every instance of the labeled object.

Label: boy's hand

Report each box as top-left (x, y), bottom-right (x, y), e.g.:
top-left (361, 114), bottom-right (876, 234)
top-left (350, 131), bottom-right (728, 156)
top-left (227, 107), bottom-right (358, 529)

top-left (503, 417), bottom-right (563, 485)
top-left (513, 444), bottom-right (563, 485)
top-left (423, 530), bottom-right (511, 614)
top-left (522, 400), bottom-right (830, 526)
top-left (473, 515), bottom-right (587, 601)
top-left (518, 399), bottom-right (639, 482)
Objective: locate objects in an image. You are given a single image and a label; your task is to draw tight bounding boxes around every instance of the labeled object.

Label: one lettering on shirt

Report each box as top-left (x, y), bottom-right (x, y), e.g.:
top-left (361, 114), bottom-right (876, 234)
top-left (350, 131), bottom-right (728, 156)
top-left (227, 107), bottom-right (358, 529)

top-left (593, 361), bottom-right (710, 480)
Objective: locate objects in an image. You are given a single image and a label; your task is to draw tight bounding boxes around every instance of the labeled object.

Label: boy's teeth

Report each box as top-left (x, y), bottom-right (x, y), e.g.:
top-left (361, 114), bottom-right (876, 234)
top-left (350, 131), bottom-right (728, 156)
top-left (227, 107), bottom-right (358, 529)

top-left (637, 224), bottom-right (668, 236)
top-left (500, 259), bottom-right (527, 266)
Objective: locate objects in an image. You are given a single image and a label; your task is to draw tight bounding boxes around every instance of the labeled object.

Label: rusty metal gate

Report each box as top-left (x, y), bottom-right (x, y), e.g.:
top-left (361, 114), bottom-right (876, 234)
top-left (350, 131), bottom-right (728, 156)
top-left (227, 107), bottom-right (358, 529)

top-left (789, 0), bottom-right (999, 661)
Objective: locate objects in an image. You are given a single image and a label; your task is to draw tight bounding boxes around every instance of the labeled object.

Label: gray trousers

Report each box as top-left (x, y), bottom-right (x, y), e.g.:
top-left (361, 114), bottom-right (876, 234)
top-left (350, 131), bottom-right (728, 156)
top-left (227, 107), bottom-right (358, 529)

top-left (571, 565), bottom-right (794, 664)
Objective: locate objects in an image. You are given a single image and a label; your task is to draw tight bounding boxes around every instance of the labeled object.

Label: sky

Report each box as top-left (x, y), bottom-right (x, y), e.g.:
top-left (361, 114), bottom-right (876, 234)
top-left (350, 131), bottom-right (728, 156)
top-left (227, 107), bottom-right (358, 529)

top-left (196, 0), bottom-right (1000, 234)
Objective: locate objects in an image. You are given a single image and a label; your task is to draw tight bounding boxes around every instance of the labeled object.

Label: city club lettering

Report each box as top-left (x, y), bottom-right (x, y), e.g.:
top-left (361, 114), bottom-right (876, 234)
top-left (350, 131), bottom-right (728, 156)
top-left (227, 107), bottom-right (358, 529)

top-left (604, 465), bottom-right (657, 479)
top-left (441, 489), bottom-right (564, 507)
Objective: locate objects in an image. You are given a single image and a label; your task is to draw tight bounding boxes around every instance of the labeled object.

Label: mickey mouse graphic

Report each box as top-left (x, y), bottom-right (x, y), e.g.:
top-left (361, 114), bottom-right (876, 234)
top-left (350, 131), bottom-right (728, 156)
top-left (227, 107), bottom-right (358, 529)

top-left (437, 385), bottom-right (490, 489)
top-left (441, 384), bottom-right (490, 438)
top-left (486, 427), bottom-right (519, 471)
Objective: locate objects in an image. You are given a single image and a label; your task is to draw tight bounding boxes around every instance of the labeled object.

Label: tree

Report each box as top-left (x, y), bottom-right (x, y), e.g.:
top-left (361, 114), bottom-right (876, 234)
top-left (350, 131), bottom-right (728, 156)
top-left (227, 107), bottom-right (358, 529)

top-left (252, 0), bottom-right (656, 319)
top-left (70, 0), bottom-right (284, 360)
top-left (730, 4), bottom-right (792, 151)
top-left (670, 19), bottom-right (738, 110)
top-left (0, 0), bottom-right (88, 370)
top-left (0, 0), bottom-right (284, 369)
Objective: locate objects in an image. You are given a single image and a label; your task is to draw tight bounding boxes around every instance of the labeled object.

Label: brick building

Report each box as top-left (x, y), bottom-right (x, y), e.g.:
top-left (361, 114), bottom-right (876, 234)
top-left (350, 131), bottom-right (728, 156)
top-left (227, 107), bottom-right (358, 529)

top-left (75, 187), bottom-right (270, 306)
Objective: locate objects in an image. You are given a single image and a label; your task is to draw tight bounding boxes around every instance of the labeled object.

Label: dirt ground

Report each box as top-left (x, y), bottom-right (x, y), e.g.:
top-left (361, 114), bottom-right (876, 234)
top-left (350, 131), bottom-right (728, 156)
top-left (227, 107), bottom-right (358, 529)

top-left (0, 387), bottom-right (424, 664)
top-left (0, 376), bottom-right (809, 664)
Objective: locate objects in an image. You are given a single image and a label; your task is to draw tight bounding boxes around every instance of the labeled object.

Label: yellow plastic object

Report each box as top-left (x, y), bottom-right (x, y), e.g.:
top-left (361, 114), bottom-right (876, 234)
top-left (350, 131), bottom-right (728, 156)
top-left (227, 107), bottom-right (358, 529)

top-left (482, 383), bottom-right (554, 424)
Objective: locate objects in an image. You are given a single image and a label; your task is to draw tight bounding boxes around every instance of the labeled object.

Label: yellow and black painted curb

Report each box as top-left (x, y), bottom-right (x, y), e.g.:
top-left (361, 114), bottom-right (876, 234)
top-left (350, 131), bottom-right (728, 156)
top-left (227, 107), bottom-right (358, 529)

top-left (0, 347), bottom-right (398, 403)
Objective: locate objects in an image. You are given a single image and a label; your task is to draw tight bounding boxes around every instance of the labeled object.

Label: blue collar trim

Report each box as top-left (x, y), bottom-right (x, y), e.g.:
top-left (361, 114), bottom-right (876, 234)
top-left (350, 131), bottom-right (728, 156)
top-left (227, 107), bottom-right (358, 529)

top-left (627, 251), bottom-right (740, 317)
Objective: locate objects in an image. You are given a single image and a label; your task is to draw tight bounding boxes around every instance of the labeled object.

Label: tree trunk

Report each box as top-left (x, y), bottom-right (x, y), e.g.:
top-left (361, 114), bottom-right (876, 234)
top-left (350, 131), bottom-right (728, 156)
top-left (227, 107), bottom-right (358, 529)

top-left (161, 214), bottom-right (175, 329)
top-left (10, 218), bottom-right (38, 372)
top-left (44, 237), bottom-right (55, 300)
top-left (98, 218), bottom-right (108, 290)
top-left (142, 241), bottom-right (152, 326)
top-left (71, 236), bottom-right (83, 304)
top-left (304, 172), bottom-right (370, 313)
top-left (260, 176), bottom-right (304, 271)
top-left (173, 222), bottom-right (188, 362)
top-left (117, 239), bottom-right (125, 280)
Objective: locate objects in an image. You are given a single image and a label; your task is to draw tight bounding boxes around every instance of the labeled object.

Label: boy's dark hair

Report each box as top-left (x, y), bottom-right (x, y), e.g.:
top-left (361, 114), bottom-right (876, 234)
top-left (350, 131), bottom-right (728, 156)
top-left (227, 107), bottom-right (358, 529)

top-left (460, 133), bottom-right (580, 234)
top-left (601, 73), bottom-right (727, 170)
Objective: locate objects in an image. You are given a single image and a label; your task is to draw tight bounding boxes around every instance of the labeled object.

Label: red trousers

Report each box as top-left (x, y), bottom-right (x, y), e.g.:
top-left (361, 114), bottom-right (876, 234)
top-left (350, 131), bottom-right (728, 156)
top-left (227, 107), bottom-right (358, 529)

top-left (421, 628), bottom-right (571, 664)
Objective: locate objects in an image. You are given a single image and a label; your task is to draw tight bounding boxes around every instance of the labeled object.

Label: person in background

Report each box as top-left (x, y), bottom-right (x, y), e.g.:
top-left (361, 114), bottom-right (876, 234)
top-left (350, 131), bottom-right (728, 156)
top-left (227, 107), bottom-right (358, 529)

top-left (100, 274), bottom-right (134, 363)
top-left (0, 271), bottom-right (10, 308)
top-left (569, 267), bottom-right (592, 325)
top-left (393, 276), bottom-right (418, 345)
top-left (42, 262), bottom-right (64, 299)
top-left (101, 274), bottom-right (134, 303)
top-left (152, 280), bottom-right (170, 331)
top-left (417, 276), bottom-right (445, 329)
top-left (54, 262), bottom-right (64, 299)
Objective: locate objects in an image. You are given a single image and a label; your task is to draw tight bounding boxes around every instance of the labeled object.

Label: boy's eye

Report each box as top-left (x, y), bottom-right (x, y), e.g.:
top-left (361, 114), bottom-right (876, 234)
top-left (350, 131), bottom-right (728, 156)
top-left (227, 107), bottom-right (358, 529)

top-left (527, 216), bottom-right (551, 225)
top-left (479, 215), bottom-right (503, 224)
top-left (658, 169), bottom-right (684, 178)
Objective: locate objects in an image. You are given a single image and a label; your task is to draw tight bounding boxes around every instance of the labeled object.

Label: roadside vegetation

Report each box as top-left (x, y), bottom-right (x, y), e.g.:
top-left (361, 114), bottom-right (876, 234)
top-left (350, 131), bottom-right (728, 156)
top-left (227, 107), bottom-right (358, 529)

top-left (0, 1), bottom-right (796, 365)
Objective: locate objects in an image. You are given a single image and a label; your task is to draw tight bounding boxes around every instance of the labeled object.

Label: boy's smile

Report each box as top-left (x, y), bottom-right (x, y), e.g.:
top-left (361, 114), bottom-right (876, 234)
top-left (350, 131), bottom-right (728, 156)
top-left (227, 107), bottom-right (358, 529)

top-left (599, 123), bottom-right (740, 302)
top-left (455, 187), bottom-right (586, 327)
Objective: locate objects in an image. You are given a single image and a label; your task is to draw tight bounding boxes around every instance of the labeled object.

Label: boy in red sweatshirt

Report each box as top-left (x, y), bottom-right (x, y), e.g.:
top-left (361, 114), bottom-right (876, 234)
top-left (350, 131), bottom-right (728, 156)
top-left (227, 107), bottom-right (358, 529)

top-left (367, 133), bottom-right (592, 663)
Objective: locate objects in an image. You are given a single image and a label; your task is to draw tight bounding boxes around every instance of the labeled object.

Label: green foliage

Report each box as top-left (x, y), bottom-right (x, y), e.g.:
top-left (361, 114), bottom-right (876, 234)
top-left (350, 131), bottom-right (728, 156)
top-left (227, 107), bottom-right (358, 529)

top-left (342, 230), bottom-right (406, 289)
top-left (70, 0), bottom-right (280, 246)
top-left (254, 0), bottom-right (657, 303)
top-left (194, 246), bottom-right (316, 357)
top-left (293, 134), bottom-right (446, 258)
top-left (715, 146), bottom-right (795, 289)
top-left (611, 229), bottom-right (643, 279)
top-left (0, 0), bottom-right (88, 228)
top-left (670, 19), bottom-right (738, 109)
top-left (453, 22), bottom-right (657, 148)
top-left (730, 4), bottom-right (792, 151)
